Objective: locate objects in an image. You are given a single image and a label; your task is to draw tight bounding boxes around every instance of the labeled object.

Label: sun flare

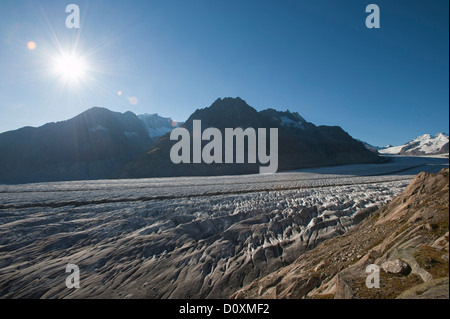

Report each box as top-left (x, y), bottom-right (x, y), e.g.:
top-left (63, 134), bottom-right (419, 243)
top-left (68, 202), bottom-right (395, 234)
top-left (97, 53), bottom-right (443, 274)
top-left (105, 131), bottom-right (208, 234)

top-left (53, 54), bottom-right (88, 82)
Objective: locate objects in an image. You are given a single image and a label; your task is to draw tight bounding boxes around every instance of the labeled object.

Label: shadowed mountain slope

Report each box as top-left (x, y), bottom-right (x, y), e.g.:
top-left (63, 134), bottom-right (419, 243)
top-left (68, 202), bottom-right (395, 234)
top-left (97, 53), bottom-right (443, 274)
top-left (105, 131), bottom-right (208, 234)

top-left (0, 107), bottom-right (153, 184)
top-left (118, 97), bottom-right (381, 178)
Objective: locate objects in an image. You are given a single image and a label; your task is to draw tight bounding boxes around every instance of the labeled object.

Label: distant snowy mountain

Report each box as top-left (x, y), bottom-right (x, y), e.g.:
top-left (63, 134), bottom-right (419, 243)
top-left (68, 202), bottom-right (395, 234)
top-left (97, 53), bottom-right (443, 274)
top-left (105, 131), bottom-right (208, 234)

top-left (138, 113), bottom-right (183, 139)
top-left (379, 133), bottom-right (449, 156)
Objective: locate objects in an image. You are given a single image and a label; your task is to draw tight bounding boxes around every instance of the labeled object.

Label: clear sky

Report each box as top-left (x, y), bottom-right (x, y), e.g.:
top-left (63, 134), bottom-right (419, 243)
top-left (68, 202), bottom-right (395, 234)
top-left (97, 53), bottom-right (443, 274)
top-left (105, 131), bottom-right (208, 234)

top-left (0, 0), bottom-right (448, 147)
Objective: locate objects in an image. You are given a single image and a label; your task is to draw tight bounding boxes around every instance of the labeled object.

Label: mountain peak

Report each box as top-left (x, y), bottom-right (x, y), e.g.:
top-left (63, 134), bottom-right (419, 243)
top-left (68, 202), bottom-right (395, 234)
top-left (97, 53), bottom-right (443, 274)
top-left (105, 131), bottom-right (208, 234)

top-left (209, 97), bottom-right (251, 110)
top-left (185, 97), bottom-right (261, 130)
top-left (82, 106), bottom-right (114, 115)
top-left (436, 132), bottom-right (449, 138)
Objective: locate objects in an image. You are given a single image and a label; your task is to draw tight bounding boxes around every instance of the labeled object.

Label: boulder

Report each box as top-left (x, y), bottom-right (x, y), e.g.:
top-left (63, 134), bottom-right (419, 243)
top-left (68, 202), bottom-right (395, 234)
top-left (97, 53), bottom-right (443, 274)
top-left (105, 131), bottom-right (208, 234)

top-left (381, 259), bottom-right (411, 275)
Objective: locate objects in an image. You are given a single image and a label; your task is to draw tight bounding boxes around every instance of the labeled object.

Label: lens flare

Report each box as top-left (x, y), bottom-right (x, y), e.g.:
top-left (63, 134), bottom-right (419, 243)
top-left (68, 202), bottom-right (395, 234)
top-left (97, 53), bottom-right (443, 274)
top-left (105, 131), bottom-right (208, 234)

top-left (53, 54), bottom-right (88, 82)
top-left (27, 41), bottom-right (37, 50)
top-left (129, 96), bottom-right (138, 105)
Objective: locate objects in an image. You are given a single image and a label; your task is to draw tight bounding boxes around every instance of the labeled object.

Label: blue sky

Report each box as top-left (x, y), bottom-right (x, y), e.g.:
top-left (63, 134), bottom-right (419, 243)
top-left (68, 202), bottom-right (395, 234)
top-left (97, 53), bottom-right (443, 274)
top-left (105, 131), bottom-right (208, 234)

top-left (0, 0), bottom-right (448, 147)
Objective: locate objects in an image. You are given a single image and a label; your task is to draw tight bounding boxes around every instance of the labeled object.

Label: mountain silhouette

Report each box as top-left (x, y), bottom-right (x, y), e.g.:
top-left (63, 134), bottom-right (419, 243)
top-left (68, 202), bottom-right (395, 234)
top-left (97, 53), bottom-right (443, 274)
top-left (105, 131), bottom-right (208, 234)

top-left (0, 98), bottom-right (382, 183)
top-left (117, 97), bottom-right (380, 178)
top-left (0, 107), bottom-right (153, 184)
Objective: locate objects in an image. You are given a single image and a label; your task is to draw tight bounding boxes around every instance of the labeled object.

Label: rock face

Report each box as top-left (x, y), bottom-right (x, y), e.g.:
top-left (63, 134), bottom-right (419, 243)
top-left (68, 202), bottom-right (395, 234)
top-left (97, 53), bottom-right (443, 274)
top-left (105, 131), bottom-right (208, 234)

top-left (118, 97), bottom-right (381, 178)
top-left (232, 168), bottom-right (449, 299)
top-left (0, 107), bottom-right (154, 184)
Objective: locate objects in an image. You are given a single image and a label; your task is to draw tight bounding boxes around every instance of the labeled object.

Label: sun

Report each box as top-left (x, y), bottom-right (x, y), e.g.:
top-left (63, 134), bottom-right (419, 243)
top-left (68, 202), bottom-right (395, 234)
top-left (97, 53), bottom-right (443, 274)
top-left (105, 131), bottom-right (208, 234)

top-left (53, 53), bottom-right (88, 82)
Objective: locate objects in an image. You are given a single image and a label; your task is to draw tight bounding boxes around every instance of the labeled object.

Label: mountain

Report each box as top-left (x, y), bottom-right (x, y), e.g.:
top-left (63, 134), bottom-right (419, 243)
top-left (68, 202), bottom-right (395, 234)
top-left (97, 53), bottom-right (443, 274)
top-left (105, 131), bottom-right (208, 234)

top-left (232, 168), bottom-right (449, 299)
top-left (0, 98), bottom-right (383, 183)
top-left (117, 97), bottom-right (381, 178)
top-left (379, 133), bottom-right (449, 156)
top-left (357, 140), bottom-right (382, 153)
top-left (138, 113), bottom-right (183, 139)
top-left (0, 107), bottom-right (154, 184)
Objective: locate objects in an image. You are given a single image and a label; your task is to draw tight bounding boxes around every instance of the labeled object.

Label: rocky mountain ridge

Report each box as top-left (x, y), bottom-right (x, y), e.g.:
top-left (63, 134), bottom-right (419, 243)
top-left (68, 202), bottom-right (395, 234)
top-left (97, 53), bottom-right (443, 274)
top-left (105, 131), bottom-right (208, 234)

top-left (118, 97), bottom-right (381, 178)
top-left (0, 98), bottom-right (381, 183)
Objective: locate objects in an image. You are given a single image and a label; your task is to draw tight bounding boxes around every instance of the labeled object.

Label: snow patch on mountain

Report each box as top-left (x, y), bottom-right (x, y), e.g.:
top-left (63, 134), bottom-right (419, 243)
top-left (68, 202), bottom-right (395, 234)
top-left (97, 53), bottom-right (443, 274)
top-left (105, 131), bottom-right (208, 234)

top-left (90, 125), bottom-right (108, 133)
top-left (137, 113), bottom-right (183, 139)
top-left (379, 145), bottom-right (404, 155)
top-left (124, 131), bottom-right (139, 138)
top-left (280, 115), bottom-right (305, 129)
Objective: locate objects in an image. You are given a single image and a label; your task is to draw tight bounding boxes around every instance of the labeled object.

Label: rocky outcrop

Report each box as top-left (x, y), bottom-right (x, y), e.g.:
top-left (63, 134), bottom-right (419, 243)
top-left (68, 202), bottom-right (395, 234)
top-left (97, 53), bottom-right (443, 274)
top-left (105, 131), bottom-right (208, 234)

top-left (232, 168), bottom-right (449, 299)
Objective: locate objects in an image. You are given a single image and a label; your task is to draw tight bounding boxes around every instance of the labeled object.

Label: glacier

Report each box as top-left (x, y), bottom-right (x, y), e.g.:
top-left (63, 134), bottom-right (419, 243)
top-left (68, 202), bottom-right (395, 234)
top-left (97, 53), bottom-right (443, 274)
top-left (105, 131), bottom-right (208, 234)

top-left (0, 156), bottom-right (448, 298)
